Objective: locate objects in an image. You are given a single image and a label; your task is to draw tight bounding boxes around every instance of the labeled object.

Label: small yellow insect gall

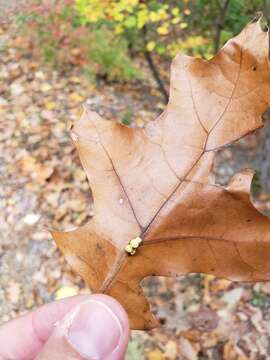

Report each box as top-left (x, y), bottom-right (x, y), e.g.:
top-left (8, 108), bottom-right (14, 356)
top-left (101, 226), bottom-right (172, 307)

top-left (130, 237), bottom-right (142, 248)
top-left (125, 237), bottom-right (143, 255)
top-left (125, 244), bottom-right (133, 253)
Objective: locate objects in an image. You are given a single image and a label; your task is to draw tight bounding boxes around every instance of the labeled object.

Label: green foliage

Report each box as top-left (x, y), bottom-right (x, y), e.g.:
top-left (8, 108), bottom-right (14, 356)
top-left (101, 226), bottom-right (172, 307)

top-left (251, 290), bottom-right (267, 308)
top-left (17, 0), bottom-right (270, 86)
top-left (75, 0), bottom-right (191, 58)
top-left (185, 0), bottom-right (268, 53)
top-left (75, 0), bottom-right (269, 61)
top-left (17, 1), bottom-right (82, 67)
top-left (121, 108), bottom-right (133, 126)
top-left (17, 0), bottom-right (140, 82)
top-left (88, 28), bottom-right (140, 82)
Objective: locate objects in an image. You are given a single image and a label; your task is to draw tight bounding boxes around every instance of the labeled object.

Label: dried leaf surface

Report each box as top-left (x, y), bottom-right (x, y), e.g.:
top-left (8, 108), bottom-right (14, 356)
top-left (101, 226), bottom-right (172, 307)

top-left (52, 21), bottom-right (270, 329)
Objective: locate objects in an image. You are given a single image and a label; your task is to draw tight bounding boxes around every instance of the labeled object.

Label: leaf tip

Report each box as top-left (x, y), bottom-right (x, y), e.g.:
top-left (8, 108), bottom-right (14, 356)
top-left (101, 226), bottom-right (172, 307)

top-left (133, 309), bottom-right (160, 330)
top-left (250, 12), bottom-right (269, 33)
top-left (146, 315), bottom-right (160, 330)
top-left (252, 11), bottom-right (264, 24)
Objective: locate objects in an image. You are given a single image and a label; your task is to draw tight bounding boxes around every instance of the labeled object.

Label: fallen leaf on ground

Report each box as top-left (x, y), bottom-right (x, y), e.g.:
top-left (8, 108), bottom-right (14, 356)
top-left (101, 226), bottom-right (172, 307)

top-left (7, 281), bottom-right (21, 304)
top-left (147, 349), bottom-right (165, 360)
top-left (54, 286), bottom-right (79, 300)
top-left (179, 338), bottom-right (198, 360)
top-left (163, 340), bottom-right (178, 359)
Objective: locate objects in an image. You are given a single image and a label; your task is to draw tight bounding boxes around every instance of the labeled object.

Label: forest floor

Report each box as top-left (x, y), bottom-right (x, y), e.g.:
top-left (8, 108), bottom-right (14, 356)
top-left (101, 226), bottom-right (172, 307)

top-left (1, 13), bottom-right (270, 360)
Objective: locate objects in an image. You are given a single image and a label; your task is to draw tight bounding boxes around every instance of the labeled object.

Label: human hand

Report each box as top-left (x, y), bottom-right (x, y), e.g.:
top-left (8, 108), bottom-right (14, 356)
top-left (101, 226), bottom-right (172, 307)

top-left (0, 294), bottom-right (129, 360)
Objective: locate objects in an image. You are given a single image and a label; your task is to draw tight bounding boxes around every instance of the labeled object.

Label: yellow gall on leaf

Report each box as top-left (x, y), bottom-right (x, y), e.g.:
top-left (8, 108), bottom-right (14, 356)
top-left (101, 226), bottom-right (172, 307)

top-left (125, 244), bottom-right (136, 255)
top-left (130, 237), bottom-right (142, 248)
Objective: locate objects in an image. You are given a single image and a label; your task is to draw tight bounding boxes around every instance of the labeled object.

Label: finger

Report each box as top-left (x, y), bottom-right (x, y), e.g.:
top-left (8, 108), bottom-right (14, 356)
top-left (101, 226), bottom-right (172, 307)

top-left (0, 294), bottom-right (92, 359)
top-left (36, 294), bottom-right (130, 360)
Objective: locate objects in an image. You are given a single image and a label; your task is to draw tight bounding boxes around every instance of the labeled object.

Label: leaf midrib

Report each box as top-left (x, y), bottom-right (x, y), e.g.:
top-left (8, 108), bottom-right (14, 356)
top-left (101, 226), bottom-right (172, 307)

top-left (99, 46), bottom-right (243, 292)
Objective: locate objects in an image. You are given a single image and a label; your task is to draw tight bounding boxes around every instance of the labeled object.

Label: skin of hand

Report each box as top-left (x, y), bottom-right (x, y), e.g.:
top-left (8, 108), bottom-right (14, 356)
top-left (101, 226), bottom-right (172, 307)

top-left (0, 294), bottom-right (130, 360)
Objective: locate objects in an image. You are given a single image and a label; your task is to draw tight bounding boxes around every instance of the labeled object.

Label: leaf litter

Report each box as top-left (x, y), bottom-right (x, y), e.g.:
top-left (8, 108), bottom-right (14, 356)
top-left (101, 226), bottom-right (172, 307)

top-left (1, 14), bottom-right (270, 359)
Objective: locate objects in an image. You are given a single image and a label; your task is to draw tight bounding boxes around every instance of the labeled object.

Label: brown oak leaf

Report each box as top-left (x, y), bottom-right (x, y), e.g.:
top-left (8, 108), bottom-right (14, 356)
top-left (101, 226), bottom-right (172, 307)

top-left (52, 20), bottom-right (270, 330)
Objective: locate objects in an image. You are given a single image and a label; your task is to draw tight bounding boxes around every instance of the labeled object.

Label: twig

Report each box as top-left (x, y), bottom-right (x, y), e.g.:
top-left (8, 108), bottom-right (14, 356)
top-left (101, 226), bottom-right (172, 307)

top-left (214, 0), bottom-right (230, 53)
top-left (142, 26), bottom-right (169, 103)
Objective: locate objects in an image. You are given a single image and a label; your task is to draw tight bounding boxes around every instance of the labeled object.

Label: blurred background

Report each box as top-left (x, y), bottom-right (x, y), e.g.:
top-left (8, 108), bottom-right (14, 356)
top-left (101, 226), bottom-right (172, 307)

top-left (1, 0), bottom-right (270, 359)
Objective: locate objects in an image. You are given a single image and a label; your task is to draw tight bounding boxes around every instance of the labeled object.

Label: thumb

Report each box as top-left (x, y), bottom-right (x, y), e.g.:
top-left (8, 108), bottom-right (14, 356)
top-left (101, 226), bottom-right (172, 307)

top-left (36, 294), bottom-right (130, 360)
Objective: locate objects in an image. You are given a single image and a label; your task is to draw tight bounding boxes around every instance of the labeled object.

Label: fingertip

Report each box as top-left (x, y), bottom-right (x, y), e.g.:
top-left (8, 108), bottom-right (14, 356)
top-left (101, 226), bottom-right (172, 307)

top-left (89, 294), bottom-right (130, 334)
top-left (65, 294), bottom-right (130, 360)
top-left (0, 294), bottom-right (130, 360)
top-left (37, 294), bottom-right (130, 360)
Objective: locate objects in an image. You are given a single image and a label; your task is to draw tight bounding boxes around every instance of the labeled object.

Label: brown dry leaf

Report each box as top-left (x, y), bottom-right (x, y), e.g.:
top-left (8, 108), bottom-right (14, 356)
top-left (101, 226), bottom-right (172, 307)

top-left (147, 349), bottom-right (165, 360)
top-left (179, 338), bottom-right (198, 360)
top-left (163, 340), bottom-right (178, 359)
top-left (52, 20), bottom-right (270, 330)
top-left (18, 155), bottom-right (54, 182)
top-left (7, 281), bottom-right (21, 304)
top-left (223, 340), bottom-right (242, 360)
